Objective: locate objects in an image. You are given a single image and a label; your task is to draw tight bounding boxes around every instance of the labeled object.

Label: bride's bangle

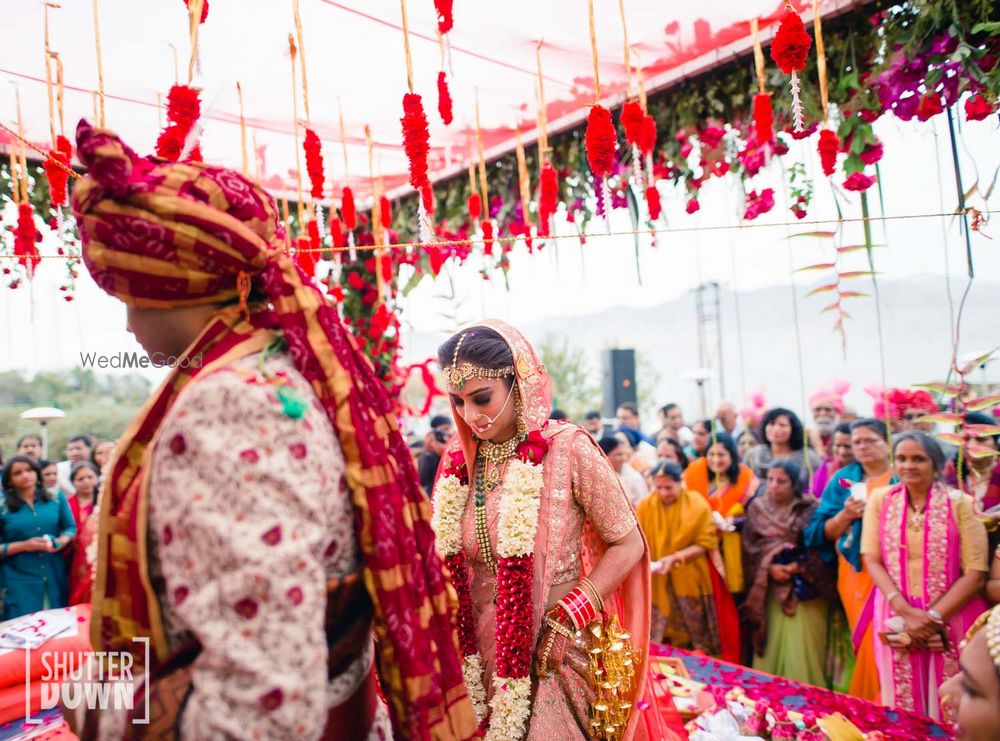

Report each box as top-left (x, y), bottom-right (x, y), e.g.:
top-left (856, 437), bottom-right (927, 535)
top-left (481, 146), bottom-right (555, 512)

top-left (558, 587), bottom-right (598, 631)
top-left (578, 576), bottom-right (604, 613)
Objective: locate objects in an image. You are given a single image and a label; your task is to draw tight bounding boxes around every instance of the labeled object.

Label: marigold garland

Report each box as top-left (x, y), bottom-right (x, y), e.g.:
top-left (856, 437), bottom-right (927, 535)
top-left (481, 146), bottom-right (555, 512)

top-left (44, 135), bottom-right (73, 209)
top-left (155, 85), bottom-right (202, 163)
top-left (817, 128), bottom-right (840, 176)
top-left (437, 71), bottom-right (454, 126)
top-left (401, 92), bottom-right (431, 192)
top-left (341, 186), bottom-right (357, 231)
top-left (584, 105), bottom-right (616, 178)
top-left (303, 128), bottom-right (325, 199)
top-left (752, 93), bottom-right (774, 145)
top-left (645, 185), bottom-right (662, 221)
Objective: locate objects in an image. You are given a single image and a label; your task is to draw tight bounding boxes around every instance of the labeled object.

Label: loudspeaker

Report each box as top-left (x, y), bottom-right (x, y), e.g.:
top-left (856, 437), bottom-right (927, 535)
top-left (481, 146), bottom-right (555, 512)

top-left (602, 349), bottom-right (637, 417)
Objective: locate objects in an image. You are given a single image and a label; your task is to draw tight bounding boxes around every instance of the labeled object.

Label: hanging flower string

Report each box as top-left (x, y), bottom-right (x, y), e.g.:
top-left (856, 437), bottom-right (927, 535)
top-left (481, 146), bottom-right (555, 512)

top-left (44, 135), bottom-right (73, 208)
top-left (584, 0), bottom-right (616, 229)
top-left (770, 6), bottom-right (812, 134)
top-left (303, 128), bottom-right (325, 199)
top-left (155, 85), bottom-right (203, 162)
top-left (750, 20), bottom-right (774, 146)
top-left (399, 0), bottom-right (434, 244)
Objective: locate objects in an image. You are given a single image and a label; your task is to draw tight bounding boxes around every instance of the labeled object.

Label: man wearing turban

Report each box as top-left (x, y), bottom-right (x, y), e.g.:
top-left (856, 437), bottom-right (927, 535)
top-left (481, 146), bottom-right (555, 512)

top-left (70, 122), bottom-right (477, 740)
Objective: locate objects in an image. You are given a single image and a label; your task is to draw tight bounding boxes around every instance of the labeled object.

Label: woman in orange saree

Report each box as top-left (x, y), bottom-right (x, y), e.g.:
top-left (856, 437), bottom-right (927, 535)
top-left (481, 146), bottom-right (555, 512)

top-left (431, 321), bottom-right (678, 741)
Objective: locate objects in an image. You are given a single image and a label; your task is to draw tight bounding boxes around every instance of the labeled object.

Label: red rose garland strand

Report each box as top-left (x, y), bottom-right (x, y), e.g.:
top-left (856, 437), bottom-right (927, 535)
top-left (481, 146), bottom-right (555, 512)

top-left (341, 186), bottom-right (357, 231)
top-left (645, 185), bottom-right (662, 222)
top-left (14, 203), bottom-right (40, 278)
top-left (481, 218), bottom-right (495, 256)
top-left (538, 163), bottom-right (559, 238)
top-left (401, 93), bottom-right (431, 196)
top-left (380, 196), bottom-right (393, 231)
top-left (445, 552), bottom-right (477, 656)
top-left (817, 128), bottom-right (839, 176)
top-left (44, 135), bottom-right (73, 209)
top-left (155, 85), bottom-right (203, 162)
top-left (434, 0), bottom-right (453, 35)
top-left (620, 100), bottom-right (644, 188)
top-left (467, 192), bottom-right (482, 222)
top-left (494, 554), bottom-right (534, 677)
top-left (770, 8), bottom-right (812, 133)
top-left (182, 0), bottom-right (209, 24)
top-left (753, 93), bottom-right (774, 145)
top-left (303, 128), bottom-right (325, 199)
top-left (437, 71), bottom-right (454, 126)
top-left (585, 106), bottom-right (616, 178)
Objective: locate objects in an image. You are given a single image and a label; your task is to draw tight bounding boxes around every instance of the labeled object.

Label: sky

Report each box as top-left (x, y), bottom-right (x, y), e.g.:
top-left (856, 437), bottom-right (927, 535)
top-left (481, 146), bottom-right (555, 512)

top-left (1, 111), bottom-right (998, 402)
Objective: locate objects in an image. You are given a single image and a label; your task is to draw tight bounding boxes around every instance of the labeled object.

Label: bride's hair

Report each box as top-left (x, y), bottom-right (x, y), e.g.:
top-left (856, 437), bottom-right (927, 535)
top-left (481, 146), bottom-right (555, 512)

top-left (437, 327), bottom-right (515, 387)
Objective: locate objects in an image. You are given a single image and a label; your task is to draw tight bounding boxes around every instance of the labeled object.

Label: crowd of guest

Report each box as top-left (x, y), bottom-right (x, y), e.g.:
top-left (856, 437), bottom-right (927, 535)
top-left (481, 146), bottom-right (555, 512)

top-left (0, 432), bottom-right (115, 621)
top-left (565, 383), bottom-right (999, 723)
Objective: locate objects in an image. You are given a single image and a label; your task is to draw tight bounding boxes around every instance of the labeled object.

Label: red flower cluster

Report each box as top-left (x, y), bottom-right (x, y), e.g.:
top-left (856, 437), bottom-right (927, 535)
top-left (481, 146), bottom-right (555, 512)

top-left (585, 105), bottom-right (616, 178)
top-left (442, 449), bottom-right (468, 484)
top-left (916, 92), bottom-right (944, 121)
top-left (401, 93), bottom-right (431, 192)
top-left (638, 114), bottom-right (657, 157)
top-left (538, 164), bottom-right (559, 236)
top-left (791, 195), bottom-right (808, 220)
top-left (860, 139), bottom-right (884, 165)
top-left (467, 192), bottom-right (482, 222)
top-left (753, 93), bottom-right (774, 145)
top-left (379, 196), bottom-right (392, 230)
top-left (341, 186), bottom-right (357, 231)
top-left (516, 429), bottom-right (549, 464)
top-left (445, 552), bottom-right (477, 656)
top-left (817, 128), bottom-right (840, 176)
top-left (434, 0), bottom-right (453, 34)
top-left (700, 125), bottom-right (726, 149)
top-left (437, 71), bottom-right (454, 126)
top-left (14, 203), bottom-right (39, 276)
top-left (743, 188), bottom-right (775, 221)
top-left (155, 85), bottom-right (202, 162)
top-left (182, 0), bottom-right (209, 23)
top-left (303, 128), bottom-right (325, 199)
top-left (44, 135), bottom-right (73, 208)
top-left (645, 185), bottom-right (662, 221)
top-left (620, 100), bottom-right (644, 146)
top-left (481, 219), bottom-right (494, 255)
top-left (844, 172), bottom-right (877, 192)
top-left (686, 197), bottom-right (701, 215)
top-left (770, 9), bottom-right (812, 74)
top-left (965, 93), bottom-right (996, 121)
top-left (494, 553), bottom-right (534, 678)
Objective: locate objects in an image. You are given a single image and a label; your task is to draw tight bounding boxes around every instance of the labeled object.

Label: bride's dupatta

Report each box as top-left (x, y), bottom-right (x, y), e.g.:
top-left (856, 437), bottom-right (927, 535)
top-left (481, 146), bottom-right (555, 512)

top-left (445, 320), bottom-right (677, 740)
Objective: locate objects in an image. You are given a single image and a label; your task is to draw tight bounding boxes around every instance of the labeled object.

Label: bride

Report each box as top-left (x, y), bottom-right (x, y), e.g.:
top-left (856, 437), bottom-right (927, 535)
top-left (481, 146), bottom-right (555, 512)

top-left (430, 320), bottom-right (673, 740)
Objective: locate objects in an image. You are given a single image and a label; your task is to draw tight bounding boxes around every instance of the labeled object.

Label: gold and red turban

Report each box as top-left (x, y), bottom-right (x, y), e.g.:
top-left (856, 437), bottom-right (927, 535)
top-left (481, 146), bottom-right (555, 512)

top-left (70, 122), bottom-right (476, 741)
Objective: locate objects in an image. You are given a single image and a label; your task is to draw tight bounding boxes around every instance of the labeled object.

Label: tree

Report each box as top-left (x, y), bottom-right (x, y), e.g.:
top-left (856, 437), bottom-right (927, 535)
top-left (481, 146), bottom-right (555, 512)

top-left (535, 335), bottom-right (602, 422)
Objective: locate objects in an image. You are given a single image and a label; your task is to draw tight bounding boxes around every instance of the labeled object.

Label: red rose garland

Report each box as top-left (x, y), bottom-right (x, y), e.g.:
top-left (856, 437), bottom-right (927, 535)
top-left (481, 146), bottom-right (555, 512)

top-left (434, 0), bottom-right (453, 35)
top-left (155, 85), bottom-right (203, 162)
top-left (341, 186), bottom-right (357, 231)
top-left (437, 71), bottom-right (454, 126)
top-left (44, 135), bottom-right (73, 209)
top-left (329, 216), bottom-right (345, 250)
top-left (182, 0), bottom-right (209, 23)
top-left (770, 9), bottom-right (812, 133)
top-left (445, 551), bottom-right (478, 656)
top-left (817, 128), bottom-right (840, 176)
top-left (401, 93), bottom-right (431, 193)
top-left (14, 203), bottom-right (40, 277)
top-left (467, 192), bottom-right (482, 222)
top-left (585, 105), bottom-right (616, 178)
top-left (538, 163), bottom-right (559, 237)
top-left (380, 196), bottom-right (392, 230)
top-left (638, 114), bottom-right (657, 157)
top-left (481, 218), bottom-right (495, 255)
top-left (753, 93), bottom-right (774, 145)
top-left (303, 128), bottom-right (325, 199)
top-left (645, 185), bottom-right (662, 221)
top-left (620, 100), bottom-right (643, 146)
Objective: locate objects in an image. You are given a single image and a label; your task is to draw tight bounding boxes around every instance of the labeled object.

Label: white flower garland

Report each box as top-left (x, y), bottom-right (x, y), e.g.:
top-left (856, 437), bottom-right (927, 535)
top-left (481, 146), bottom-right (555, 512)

top-left (430, 455), bottom-right (545, 741)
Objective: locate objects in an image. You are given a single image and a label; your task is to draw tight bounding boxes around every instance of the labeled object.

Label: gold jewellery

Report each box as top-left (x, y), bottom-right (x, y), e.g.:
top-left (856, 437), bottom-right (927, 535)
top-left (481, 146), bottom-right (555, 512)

top-left (443, 331), bottom-right (514, 391)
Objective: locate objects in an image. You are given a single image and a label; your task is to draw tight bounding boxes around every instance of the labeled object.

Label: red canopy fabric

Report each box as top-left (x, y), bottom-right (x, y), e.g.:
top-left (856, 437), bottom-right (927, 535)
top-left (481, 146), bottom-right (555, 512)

top-left (3, 0), bottom-right (847, 200)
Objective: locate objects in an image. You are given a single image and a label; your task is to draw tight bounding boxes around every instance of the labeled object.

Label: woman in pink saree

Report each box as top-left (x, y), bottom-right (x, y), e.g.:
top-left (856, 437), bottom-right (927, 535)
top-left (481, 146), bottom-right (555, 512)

top-left (862, 431), bottom-right (988, 719)
top-left (430, 321), bottom-right (680, 740)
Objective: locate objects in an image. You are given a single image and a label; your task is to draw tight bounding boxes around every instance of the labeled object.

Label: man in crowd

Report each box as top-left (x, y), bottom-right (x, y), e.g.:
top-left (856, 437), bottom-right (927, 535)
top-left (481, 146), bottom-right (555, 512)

top-left (56, 435), bottom-right (92, 497)
top-left (658, 402), bottom-right (694, 445)
top-left (429, 413), bottom-right (454, 439)
top-left (583, 410), bottom-right (605, 439)
top-left (599, 436), bottom-right (648, 507)
top-left (418, 428), bottom-right (448, 496)
top-left (715, 402), bottom-right (744, 441)
top-left (808, 384), bottom-right (848, 453)
top-left (617, 401), bottom-right (657, 466)
top-left (15, 434), bottom-right (44, 461)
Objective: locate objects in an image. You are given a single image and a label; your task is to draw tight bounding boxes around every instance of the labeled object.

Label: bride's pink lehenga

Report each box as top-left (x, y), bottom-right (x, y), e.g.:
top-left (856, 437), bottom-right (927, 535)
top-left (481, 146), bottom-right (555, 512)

top-left (441, 320), bottom-right (682, 740)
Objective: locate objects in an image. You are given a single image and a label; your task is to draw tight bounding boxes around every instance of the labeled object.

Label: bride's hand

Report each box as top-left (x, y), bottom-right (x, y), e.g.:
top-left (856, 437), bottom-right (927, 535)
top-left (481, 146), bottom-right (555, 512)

top-left (536, 615), bottom-right (574, 677)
